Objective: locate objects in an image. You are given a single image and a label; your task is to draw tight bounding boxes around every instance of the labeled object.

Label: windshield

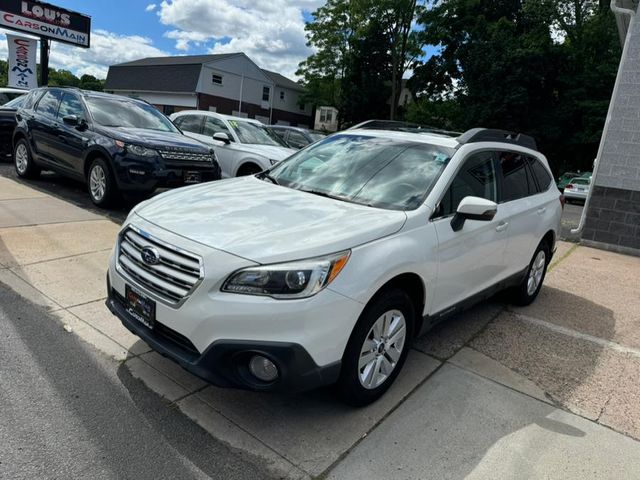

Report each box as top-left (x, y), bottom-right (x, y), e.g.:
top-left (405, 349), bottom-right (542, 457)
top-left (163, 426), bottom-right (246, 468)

top-left (85, 97), bottom-right (179, 132)
top-left (571, 178), bottom-right (590, 185)
top-left (264, 127), bottom-right (290, 147)
top-left (308, 132), bottom-right (326, 142)
top-left (4, 95), bottom-right (26, 108)
top-left (229, 120), bottom-right (282, 146)
top-left (268, 134), bottom-right (454, 210)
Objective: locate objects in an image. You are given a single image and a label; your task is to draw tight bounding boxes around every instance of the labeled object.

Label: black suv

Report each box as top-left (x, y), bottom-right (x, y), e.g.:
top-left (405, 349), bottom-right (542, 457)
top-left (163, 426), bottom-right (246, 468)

top-left (13, 88), bottom-right (221, 207)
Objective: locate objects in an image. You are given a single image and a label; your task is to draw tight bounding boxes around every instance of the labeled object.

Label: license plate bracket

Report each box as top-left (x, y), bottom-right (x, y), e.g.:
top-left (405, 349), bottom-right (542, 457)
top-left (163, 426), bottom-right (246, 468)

top-left (184, 171), bottom-right (202, 184)
top-left (125, 284), bottom-right (156, 329)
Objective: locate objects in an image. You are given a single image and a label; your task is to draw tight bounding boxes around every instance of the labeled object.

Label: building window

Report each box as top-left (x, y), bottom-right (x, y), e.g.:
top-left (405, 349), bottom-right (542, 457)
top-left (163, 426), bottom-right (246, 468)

top-left (320, 108), bottom-right (333, 123)
top-left (262, 86), bottom-right (270, 102)
top-left (280, 91), bottom-right (285, 100)
top-left (212, 74), bottom-right (223, 85)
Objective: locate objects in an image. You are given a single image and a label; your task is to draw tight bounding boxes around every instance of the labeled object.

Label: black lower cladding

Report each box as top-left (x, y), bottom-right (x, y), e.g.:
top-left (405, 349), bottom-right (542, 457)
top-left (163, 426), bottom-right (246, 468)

top-left (106, 285), bottom-right (341, 393)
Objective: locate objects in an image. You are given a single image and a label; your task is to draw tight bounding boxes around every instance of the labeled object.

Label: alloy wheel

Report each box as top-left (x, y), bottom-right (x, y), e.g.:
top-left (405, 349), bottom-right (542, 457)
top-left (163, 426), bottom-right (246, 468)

top-left (358, 309), bottom-right (407, 389)
top-left (527, 250), bottom-right (546, 296)
top-left (89, 164), bottom-right (107, 202)
top-left (15, 144), bottom-right (28, 174)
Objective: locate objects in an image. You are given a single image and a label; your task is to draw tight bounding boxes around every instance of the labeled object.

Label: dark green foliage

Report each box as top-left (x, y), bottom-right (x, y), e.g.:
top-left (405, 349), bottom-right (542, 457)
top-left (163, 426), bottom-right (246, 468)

top-left (408, 0), bottom-right (621, 174)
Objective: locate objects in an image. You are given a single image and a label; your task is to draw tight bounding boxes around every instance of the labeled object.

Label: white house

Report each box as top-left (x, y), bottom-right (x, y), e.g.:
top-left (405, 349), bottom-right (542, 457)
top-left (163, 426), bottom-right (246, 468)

top-left (104, 53), bottom-right (312, 127)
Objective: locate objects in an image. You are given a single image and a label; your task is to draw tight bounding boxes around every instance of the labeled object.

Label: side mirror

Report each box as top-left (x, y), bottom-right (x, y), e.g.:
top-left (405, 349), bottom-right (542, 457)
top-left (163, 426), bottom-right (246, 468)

top-left (451, 196), bottom-right (497, 232)
top-left (213, 132), bottom-right (231, 144)
top-left (62, 114), bottom-right (79, 126)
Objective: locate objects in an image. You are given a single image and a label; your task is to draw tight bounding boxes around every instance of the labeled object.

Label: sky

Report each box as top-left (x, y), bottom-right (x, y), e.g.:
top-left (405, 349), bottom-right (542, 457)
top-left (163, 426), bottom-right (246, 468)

top-left (0, 0), bottom-right (325, 80)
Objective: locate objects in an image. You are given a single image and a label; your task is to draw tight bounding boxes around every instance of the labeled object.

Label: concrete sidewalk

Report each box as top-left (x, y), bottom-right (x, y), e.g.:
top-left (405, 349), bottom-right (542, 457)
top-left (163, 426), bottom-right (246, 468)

top-left (1, 175), bottom-right (639, 479)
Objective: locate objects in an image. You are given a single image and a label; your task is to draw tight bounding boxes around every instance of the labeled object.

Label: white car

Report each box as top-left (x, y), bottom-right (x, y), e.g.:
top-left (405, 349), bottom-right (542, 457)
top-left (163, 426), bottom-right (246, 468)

top-left (563, 177), bottom-right (590, 202)
top-left (170, 111), bottom-right (296, 178)
top-left (106, 127), bottom-right (562, 405)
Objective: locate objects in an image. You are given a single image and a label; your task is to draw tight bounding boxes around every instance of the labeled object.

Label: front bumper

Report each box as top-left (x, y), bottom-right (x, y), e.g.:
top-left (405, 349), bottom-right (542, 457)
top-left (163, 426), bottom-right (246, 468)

top-left (112, 154), bottom-right (221, 193)
top-left (106, 282), bottom-right (341, 392)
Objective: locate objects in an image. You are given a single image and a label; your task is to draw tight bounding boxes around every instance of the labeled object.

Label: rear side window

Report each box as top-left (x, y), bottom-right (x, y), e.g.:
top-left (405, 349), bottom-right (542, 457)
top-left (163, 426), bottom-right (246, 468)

top-left (439, 151), bottom-right (497, 216)
top-left (174, 115), bottom-right (203, 134)
top-left (36, 90), bottom-right (63, 118)
top-left (527, 156), bottom-right (552, 192)
top-left (498, 151), bottom-right (536, 202)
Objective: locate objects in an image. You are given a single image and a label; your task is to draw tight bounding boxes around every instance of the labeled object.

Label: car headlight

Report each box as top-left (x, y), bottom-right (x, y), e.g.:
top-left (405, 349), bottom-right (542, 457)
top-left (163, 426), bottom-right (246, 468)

top-left (269, 159), bottom-right (279, 166)
top-left (115, 140), bottom-right (158, 157)
top-left (222, 251), bottom-right (350, 299)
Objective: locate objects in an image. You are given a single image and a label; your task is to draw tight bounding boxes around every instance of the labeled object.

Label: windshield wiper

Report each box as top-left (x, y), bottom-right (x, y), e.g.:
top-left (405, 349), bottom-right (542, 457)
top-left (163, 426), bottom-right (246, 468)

top-left (258, 172), bottom-right (279, 185)
top-left (298, 189), bottom-right (350, 202)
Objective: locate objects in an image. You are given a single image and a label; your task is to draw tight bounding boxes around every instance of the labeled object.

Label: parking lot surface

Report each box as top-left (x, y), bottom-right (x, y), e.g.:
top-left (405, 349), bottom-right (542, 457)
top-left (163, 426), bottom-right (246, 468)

top-left (1, 169), bottom-right (639, 479)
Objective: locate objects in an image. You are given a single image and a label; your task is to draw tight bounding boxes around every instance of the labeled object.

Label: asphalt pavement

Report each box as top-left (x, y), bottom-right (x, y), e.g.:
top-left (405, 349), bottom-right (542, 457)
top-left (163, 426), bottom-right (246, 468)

top-left (0, 284), bottom-right (272, 480)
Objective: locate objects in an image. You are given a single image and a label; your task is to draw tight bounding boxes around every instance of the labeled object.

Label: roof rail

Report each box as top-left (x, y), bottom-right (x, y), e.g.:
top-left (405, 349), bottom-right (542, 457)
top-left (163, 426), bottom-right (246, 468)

top-left (457, 128), bottom-right (538, 151)
top-left (348, 119), bottom-right (461, 137)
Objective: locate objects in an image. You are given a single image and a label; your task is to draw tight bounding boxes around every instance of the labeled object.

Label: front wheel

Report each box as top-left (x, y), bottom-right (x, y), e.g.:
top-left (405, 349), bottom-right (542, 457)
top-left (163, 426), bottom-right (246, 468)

top-left (510, 241), bottom-right (550, 306)
top-left (87, 157), bottom-right (119, 208)
top-left (338, 289), bottom-right (414, 406)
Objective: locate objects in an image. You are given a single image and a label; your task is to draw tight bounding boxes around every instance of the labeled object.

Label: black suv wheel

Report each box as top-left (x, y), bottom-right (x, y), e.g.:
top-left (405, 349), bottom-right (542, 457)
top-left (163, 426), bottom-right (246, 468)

top-left (87, 157), bottom-right (119, 207)
top-left (14, 139), bottom-right (40, 179)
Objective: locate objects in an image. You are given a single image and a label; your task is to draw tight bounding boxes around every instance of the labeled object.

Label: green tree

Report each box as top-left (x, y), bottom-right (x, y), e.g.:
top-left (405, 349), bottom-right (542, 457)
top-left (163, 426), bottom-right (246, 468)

top-left (409, 0), bottom-right (620, 173)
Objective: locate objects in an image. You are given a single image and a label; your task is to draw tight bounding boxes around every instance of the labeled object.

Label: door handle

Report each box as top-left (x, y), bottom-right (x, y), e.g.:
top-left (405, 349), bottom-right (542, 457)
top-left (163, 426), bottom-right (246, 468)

top-left (537, 207), bottom-right (546, 215)
top-left (496, 221), bottom-right (509, 232)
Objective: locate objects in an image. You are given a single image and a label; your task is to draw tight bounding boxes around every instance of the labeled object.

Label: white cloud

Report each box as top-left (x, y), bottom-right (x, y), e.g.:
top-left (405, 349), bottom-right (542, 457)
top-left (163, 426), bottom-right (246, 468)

top-left (157, 0), bottom-right (325, 79)
top-left (146, 4), bottom-right (157, 12)
top-left (0, 28), bottom-right (166, 79)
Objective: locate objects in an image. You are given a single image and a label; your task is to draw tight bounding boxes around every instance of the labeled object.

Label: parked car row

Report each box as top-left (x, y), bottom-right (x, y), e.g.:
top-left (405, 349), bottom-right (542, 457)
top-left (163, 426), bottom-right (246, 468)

top-left (4, 87), bottom-right (329, 207)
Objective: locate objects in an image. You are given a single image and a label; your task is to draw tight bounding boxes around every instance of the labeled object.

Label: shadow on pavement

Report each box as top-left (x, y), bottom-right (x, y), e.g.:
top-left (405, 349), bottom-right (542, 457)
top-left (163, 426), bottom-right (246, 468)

top-left (0, 274), bottom-right (272, 479)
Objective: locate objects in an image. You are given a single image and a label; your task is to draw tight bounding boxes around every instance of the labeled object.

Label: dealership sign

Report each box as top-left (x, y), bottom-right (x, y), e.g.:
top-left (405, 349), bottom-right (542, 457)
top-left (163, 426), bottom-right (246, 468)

top-left (0, 0), bottom-right (91, 48)
top-left (7, 34), bottom-right (38, 89)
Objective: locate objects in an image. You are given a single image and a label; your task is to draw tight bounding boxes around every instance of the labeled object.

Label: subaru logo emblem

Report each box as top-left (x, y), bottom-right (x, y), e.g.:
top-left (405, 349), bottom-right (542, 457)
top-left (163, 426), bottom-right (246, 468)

top-left (141, 246), bottom-right (160, 265)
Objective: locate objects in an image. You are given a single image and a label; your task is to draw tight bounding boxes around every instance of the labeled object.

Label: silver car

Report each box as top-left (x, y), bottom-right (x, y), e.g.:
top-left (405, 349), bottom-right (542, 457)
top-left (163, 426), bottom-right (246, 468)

top-left (563, 177), bottom-right (590, 202)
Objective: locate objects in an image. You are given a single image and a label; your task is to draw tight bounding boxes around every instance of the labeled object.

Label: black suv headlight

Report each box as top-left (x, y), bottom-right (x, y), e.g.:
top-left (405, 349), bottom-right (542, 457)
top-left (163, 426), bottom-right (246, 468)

top-left (115, 140), bottom-right (158, 157)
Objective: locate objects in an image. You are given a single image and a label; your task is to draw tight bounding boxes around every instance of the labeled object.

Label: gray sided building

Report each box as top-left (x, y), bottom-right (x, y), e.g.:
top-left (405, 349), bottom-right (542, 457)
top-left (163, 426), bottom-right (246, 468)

top-left (582, 1), bottom-right (640, 255)
top-left (104, 53), bottom-right (312, 127)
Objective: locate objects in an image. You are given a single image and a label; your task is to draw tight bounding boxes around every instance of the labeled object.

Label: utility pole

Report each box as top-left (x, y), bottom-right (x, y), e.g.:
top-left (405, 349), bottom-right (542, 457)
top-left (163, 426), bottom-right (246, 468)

top-left (40, 38), bottom-right (49, 86)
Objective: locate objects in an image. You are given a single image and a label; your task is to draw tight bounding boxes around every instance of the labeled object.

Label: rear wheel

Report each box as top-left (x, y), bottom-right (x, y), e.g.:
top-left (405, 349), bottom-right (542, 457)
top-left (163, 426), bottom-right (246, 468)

top-left (14, 139), bottom-right (40, 179)
top-left (87, 157), bottom-right (119, 208)
top-left (510, 241), bottom-right (550, 306)
top-left (338, 289), bottom-right (414, 406)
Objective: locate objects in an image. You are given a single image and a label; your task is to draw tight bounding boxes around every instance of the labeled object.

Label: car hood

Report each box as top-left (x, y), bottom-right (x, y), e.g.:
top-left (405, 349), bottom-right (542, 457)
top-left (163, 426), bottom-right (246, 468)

top-left (134, 177), bottom-right (407, 263)
top-left (236, 144), bottom-right (296, 162)
top-left (97, 127), bottom-right (210, 152)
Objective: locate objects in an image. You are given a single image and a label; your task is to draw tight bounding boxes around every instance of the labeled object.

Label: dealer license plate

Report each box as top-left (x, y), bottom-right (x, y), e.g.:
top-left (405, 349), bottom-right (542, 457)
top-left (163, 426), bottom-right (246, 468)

top-left (184, 171), bottom-right (202, 184)
top-left (125, 284), bottom-right (156, 329)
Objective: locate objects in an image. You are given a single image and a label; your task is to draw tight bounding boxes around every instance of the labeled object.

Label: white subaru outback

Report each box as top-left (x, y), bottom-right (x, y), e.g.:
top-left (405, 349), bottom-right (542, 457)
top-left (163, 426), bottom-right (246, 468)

top-left (106, 127), bottom-right (562, 406)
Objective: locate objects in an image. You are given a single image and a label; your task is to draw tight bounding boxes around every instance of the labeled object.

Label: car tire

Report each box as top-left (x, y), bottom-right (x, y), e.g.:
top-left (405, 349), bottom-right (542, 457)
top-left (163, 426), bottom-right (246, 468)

top-left (237, 163), bottom-right (262, 176)
top-left (87, 157), bottom-right (119, 208)
top-left (337, 289), bottom-right (414, 407)
top-left (510, 240), bottom-right (551, 306)
top-left (14, 139), bottom-right (40, 179)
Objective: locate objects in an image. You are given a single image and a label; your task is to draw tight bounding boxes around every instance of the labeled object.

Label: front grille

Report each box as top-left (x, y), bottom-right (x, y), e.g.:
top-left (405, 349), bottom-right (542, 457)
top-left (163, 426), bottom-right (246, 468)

top-left (117, 227), bottom-right (203, 305)
top-left (159, 150), bottom-right (214, 162)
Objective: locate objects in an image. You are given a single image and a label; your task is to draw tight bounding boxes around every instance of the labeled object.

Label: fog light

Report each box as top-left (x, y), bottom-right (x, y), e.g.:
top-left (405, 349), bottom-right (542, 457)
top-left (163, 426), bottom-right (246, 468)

top-left (248, 355), bottom-right (279, 382)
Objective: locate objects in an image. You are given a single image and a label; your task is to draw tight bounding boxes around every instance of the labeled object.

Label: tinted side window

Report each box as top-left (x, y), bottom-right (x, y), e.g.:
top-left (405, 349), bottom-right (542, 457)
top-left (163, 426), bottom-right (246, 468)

top-left (440, 151), bottom-right (497, 216)
top-left (527, 156), bottom-right (552, 192)
top-left (57, 94), bottom-right (85, 120)
top-left (498, 151), bottom-right (535, 202)
top-left (36, 90), bottom-right (62, 118)
top-left (174, 115), bottom-right (202, 134)
top-left (202, 117), bottom-right (231, 137)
